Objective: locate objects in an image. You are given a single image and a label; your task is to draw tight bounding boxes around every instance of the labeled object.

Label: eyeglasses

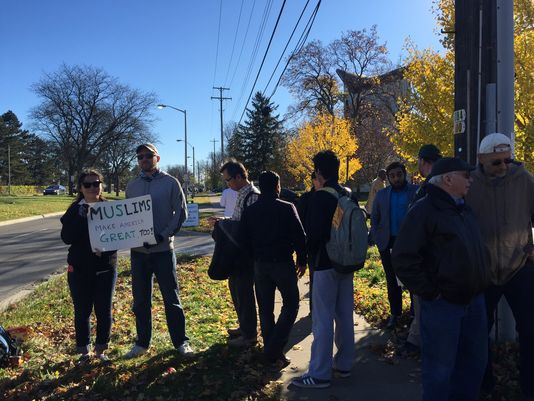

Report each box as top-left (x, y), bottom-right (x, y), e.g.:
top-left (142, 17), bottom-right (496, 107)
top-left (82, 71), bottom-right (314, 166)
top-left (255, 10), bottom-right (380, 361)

top-left (137, 153), bottom-right (155, 160)
top-left (82, 181), bottom-right (101, 189)
top-left (491, 158), bottom-right (513, 166)
top-left (224, 176), bottom-right (234, 183)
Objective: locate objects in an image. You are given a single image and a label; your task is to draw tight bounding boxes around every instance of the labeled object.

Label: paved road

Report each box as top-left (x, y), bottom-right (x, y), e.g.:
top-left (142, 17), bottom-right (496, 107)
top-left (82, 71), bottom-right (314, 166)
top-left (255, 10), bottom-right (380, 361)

top-left (0, 215), bottom-right (216, 309)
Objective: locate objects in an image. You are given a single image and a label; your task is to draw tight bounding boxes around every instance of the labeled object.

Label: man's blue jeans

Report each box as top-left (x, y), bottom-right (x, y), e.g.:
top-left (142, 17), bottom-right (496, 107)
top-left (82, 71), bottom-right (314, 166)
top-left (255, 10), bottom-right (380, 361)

top-left (131, 250), bottom-right (189, 349)
top-left (420, 294), bottom-right (487, 401)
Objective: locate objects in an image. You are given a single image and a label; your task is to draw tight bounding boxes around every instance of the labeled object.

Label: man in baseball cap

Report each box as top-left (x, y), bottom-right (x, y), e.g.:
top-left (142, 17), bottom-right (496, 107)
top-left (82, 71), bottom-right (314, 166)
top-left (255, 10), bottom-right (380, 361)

top-left (466, 133), bottom-right (534, 400)
top-left (123, 142), bottom-right (193, 359)
top-left (392, 156), bottom-right (489, 401)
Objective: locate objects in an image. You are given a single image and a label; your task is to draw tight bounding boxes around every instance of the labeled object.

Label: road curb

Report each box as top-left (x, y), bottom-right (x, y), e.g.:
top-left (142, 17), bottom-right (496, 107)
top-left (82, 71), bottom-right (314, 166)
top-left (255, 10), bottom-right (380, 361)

top-left (0, 212), bottom-right (64, 227)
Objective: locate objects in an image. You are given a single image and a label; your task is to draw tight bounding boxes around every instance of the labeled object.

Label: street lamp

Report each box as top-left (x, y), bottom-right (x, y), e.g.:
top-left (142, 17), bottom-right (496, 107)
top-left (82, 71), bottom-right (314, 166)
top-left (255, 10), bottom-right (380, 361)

top-left (177, 139), bottom-right (195, 183)
top-left (158, 104), bottom-right (188, 198)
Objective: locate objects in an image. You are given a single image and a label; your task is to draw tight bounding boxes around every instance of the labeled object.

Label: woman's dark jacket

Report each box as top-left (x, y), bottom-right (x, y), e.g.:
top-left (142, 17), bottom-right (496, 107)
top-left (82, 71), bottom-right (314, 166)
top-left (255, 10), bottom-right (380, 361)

top-left (60, 202), bottom-right (117, 272)
top-left (391, 184), bottom-right (490, 305)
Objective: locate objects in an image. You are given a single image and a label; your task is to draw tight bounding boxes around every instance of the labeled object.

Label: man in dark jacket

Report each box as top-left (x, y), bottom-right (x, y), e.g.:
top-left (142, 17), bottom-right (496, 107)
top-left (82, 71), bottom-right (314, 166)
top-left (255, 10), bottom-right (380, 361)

top-left (392, 157), bottom-right (490, 401)
top-left (292, 150), bottom-right (354, 389)
top-left (239, 171), bottom-right (306, 367)
top-left (403, 144), bottom-right (442, 354)
top-left (296, 171), bottom-right (322, 315)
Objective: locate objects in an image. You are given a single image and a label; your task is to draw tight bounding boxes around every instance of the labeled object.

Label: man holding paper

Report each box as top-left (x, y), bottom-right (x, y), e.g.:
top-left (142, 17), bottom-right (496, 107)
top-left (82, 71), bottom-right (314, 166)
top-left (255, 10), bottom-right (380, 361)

top-left (123, 143), bottom-right (192, 359)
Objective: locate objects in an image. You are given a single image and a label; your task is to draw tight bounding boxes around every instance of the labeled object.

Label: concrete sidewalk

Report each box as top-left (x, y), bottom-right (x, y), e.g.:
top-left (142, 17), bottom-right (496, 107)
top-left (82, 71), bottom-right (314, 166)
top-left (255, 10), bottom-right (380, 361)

top-left (273, 277), bottom-right (422, 401)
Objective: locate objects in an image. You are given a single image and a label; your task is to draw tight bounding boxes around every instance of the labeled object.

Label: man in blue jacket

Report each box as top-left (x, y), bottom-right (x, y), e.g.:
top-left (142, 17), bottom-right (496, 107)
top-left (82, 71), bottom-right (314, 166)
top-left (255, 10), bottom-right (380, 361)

top-left (370, 161), bottom-right (418, 329)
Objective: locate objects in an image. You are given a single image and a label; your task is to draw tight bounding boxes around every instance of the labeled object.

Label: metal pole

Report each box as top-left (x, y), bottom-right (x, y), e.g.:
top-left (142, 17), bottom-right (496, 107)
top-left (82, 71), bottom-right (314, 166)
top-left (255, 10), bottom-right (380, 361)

top-left (192, 146), bottom-right (195, 183)
top-left (8, 145), bottom-right (11, 195)
top-left (496, 0), bottom-right (514, 138)
top-left (183, 110), bottom-right (188, 198)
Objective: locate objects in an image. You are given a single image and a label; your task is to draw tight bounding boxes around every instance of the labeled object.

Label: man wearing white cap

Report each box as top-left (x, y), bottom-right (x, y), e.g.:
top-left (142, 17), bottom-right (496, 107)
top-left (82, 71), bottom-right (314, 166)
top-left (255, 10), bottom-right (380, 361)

top-left (465, 133), bottom-right (534, 401)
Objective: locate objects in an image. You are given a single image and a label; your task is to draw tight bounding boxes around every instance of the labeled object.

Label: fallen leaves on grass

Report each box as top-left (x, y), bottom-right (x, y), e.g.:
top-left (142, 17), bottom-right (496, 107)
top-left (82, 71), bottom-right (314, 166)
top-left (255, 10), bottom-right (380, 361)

top-left (0, 255), bottom-right (282, 401)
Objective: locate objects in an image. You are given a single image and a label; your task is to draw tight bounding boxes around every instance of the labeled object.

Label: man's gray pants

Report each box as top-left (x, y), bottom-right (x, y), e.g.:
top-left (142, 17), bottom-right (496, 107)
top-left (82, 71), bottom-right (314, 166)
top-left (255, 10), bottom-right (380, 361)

top-left (308, 268), bottom-right (355, 380)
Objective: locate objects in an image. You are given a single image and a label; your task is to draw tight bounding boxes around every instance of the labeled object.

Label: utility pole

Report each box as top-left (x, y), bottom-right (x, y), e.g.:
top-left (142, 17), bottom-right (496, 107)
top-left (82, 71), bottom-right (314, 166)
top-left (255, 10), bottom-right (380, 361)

top-left (211, 87), bottom-right (231, 159)
top-left (210, 139), bottom-right (219, 170)
top-left (7, 145), bottom-right (11, 196)
top-left (454, 0), bottom-right (515, 341)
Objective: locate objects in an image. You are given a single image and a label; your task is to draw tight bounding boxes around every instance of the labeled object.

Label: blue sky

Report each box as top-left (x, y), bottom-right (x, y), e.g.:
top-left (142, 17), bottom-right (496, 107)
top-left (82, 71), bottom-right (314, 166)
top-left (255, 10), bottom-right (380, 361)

top-left (0, 0), bottom-right (443, 169)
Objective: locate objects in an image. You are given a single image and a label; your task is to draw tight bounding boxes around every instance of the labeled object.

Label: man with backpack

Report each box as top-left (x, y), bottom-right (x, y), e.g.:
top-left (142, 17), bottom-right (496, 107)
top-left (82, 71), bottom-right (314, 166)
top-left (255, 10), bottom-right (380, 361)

top-left (292, 150), bottom-right (367, 389)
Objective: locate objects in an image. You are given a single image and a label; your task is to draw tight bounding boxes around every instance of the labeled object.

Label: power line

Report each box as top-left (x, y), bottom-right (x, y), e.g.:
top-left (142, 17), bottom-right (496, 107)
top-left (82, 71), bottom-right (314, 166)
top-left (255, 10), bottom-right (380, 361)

top-left (232, 0), bottom-right (274, 121)
top-left (268, 0), bottom-right (321, 100)
top-left (212, 0), bottom-right (223, 86)
top-left (262, 0), bottom-right (312, 94)
top-left (229, 0), bottom-right (258, 88)
top-left (223, 0), bottom-right (246, 87)
top-left (237, 0), bottom-right (288, 125)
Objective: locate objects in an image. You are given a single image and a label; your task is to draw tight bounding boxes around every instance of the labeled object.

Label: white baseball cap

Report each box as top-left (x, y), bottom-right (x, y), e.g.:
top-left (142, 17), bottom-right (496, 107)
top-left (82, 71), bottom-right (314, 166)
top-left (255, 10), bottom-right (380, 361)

top-left (478, 133), bottom-right (512, 154)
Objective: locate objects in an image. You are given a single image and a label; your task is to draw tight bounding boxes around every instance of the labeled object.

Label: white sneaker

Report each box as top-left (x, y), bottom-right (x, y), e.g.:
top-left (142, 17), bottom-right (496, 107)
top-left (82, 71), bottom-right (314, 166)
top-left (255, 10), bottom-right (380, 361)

top-left (177, 342), bottom-right (194, 357)
top-left (123, 345), bottom-right (148, 359)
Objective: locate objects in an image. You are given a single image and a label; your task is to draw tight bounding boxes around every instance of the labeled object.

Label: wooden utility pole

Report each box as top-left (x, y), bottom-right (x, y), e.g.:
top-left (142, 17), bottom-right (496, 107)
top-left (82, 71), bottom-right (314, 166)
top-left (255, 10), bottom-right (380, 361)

top-left (211, 87), bottom-right (231, 159)
top-left (454, 0), bottom-right (515, 341)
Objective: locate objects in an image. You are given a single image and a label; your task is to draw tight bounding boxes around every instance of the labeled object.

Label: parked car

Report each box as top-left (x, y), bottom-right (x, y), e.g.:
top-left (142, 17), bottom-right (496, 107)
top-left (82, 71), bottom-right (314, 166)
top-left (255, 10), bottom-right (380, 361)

top-left (43, 185), bottom-right (66, 195)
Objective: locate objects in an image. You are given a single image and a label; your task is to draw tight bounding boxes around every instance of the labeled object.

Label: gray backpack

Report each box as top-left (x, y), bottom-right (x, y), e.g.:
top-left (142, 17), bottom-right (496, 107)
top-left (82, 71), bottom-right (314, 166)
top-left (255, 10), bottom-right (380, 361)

top-left (320, 187), bottom-right (368, 273)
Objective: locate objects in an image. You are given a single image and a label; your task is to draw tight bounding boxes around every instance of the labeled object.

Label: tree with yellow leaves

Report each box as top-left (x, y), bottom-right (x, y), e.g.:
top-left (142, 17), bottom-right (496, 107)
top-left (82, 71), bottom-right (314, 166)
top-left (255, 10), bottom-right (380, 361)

top-left (286, 114), bottom-right (361, 188)
top-left (394, 0), bottom-right (533, 171)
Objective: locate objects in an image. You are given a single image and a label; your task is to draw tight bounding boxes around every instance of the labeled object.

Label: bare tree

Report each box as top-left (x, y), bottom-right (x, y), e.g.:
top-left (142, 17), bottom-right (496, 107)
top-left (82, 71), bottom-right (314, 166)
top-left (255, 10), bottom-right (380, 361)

top-left (30, 64), bottom-right (157, 194)
top-left (281, 40), bottom-right (341, 119)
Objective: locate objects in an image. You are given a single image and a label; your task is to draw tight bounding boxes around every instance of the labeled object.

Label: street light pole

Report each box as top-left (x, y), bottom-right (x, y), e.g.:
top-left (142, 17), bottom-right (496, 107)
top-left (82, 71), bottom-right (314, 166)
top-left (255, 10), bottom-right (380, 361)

top-left (177, 139), bottom-right (195, 183)
top-left (158, 104), bottom-right (188, 199)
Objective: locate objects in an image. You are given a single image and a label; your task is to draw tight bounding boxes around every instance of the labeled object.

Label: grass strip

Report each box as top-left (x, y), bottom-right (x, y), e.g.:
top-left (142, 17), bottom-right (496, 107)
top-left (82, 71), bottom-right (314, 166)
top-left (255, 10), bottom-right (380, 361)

top-left (0, 255), bottom-right (282, 401)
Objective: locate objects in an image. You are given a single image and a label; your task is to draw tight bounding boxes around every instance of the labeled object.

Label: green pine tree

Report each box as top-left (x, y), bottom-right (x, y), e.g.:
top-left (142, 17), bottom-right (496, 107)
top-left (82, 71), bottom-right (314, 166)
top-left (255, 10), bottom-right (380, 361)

top-left (232, 92), bottom-right (286, 180)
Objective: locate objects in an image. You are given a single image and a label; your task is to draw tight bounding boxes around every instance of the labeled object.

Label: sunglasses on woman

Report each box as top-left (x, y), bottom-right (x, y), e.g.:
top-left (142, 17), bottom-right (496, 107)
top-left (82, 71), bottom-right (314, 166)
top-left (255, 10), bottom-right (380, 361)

top-left (82, 181), bottom-right (101, 188)
top-left (491, 158), bottom-right (513, 166)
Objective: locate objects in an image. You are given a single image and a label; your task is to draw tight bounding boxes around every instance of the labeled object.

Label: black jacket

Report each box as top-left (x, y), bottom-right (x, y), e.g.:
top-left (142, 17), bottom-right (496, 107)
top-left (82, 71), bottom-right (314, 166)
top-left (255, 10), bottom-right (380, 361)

top-left (60, 202), bottom-right (117, 272)
top-left (239, 193), bottom-right (307, 266)
top-left (391, 184), bottom-right (490, 305)
top-left (306, 181), bottom-right (348, 271)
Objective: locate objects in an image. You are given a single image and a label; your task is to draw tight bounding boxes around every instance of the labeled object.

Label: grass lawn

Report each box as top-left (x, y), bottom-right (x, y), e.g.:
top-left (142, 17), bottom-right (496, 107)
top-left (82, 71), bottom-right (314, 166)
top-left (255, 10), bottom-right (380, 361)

top-left (0, 193), bottom-right (126, 222)
top-left (0, 193), bottom-right (213, 224)
top-left (0, 256), bottom-right (282, 401)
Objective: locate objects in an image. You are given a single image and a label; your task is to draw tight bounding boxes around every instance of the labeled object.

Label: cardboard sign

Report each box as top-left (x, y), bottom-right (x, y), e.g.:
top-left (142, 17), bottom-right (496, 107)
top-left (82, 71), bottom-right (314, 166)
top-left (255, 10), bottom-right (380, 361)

top-left (87, 195), bottom-right (157, 252)
top-left (182, 203), bottom-right (199, 227)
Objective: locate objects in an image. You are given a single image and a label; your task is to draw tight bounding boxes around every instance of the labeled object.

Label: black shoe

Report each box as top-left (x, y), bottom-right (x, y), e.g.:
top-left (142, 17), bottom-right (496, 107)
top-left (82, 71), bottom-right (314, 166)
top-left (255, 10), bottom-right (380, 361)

top-left (227, 327), bottom-right (242, 338)
top-left (397, 341), bottom-right (420, 357)
top-left (264, 353), bottom-right (291, 369)
top-left (386, 315), bottom-right (399, 330)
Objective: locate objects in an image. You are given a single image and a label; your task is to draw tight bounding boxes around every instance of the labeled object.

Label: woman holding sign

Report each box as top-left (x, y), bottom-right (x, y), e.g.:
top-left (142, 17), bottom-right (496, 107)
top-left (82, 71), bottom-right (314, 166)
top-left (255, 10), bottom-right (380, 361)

top-left (60, 170), bottom-right (118, 363)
